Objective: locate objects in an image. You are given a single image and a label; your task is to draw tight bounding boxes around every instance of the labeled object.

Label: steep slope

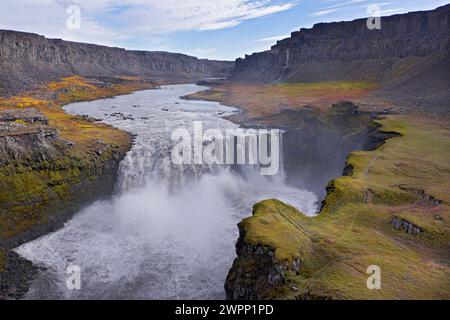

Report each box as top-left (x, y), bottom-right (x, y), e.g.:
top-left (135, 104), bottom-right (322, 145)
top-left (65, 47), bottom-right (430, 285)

top-left (226, 116), bottom-right (450, 300)
top-left (231, 5), bottom-right (450, 113)
top-left (0, 30), bottom-right (234, 96)
top-left (0, 76), bottom-right (152, 298)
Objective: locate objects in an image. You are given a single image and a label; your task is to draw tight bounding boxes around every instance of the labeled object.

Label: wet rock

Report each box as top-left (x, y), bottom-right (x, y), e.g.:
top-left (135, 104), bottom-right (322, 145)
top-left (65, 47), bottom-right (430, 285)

top-left (0, 249), bottom-right (37, 300)
top-left (225, 226), bottom-right (302, 300)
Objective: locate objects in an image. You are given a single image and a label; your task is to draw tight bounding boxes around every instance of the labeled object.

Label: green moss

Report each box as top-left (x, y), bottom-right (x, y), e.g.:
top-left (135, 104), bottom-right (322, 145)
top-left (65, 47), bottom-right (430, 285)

top-left (0, 141), bottom-right (127, 240)
top-left (237, 116), bottom-right (450, 299)
top-left (241, 199), bottom-right (312, 263)
top-left (0, 76), bottom-right (135, 251)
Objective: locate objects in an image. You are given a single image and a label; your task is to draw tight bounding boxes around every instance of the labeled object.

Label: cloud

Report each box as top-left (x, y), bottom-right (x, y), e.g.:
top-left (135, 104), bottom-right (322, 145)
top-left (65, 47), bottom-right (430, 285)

top-left (0, 0), bottom-right (296, 41)
top-left (310, 8), bottom-right (341, 17)
top-left (112, 0), bottom-right (297, 33)
top-left (255, 34), bottom-right (290, 42)
top-left (309, 0), bottom-right (369, 17)
top-left (379, 8), bottom-right (404, 14)
top-left (324, 0), bottom-right (367, 10)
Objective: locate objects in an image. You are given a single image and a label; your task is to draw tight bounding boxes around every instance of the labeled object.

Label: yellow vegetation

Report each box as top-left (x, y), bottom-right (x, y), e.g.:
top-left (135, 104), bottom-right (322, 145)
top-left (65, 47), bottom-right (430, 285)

top-left (0, 76), bottom-right (154, 241)
top-left (185, 81), bottom-right (377, 117)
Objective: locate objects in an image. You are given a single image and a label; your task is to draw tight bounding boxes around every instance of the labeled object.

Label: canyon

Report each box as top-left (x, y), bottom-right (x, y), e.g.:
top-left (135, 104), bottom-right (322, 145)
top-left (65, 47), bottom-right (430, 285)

top-left (1, 4), bottom-right (449, 300)
top-left (0, 30), bottom-right (234, 96)
top-left (231, 4), bottom-right (450, 115)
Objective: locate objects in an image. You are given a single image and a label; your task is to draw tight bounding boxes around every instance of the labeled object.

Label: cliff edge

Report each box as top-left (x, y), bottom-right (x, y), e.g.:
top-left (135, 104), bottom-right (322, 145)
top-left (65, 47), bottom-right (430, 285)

top-left (0, 30), bottom-right (234, 96)
top-left (230, 5), bottom-right (450, 114)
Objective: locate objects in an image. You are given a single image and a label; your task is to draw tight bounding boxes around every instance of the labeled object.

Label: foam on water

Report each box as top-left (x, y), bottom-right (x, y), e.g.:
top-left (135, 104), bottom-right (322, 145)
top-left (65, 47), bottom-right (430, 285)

top-left (16, 84), bottom-right (318, 299)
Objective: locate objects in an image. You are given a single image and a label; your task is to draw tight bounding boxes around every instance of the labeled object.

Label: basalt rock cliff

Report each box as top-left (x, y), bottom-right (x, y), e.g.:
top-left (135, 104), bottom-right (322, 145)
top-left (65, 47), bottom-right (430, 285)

top-left (0, 30), bottom-right (234, 96)
top-left (231, 5), bottom-right (450, 113)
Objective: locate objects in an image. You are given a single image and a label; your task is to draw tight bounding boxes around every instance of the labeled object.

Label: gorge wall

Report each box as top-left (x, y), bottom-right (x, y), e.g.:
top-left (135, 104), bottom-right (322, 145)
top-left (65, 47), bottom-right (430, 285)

top-left (231, 5), bottom-right (450, 113)
top-left (0, 30), bottom-right (234, 96)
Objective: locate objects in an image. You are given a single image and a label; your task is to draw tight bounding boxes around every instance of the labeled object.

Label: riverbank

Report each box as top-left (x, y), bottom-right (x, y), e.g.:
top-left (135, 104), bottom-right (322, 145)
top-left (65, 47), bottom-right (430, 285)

top-left (0, 76), bottom-right (156, 298)
top-left (186, 82), bottom-right (450, 299)
top-left (13, 84), bottom-right (315, 299)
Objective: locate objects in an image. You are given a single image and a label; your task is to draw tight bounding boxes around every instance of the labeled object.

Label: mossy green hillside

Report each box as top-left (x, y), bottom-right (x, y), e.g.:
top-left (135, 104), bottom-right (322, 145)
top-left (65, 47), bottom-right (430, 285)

top-left (237, 115), bottom-right (450, 299)
top-left (0, 141), bottom-right (128, 241)
top-left (0, 76), bottom-right (141, 245)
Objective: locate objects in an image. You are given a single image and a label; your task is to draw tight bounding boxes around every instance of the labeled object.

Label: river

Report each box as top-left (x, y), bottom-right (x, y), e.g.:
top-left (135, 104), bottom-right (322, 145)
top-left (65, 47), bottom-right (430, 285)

top-left (16, 84), bottom-right (318, 299)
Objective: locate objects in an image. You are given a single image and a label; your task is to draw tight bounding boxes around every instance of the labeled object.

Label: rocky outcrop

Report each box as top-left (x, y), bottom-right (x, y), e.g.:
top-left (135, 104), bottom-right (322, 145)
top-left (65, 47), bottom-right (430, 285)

top-left (0, 30), bottom-right (234, 96)
top-left (224, 108), bottom-right (422, 300)
top-left (232, 5), bottom-right (449, 82)
top-left (0, 108), bottom-right (130, 248)
top-left (0, 248), bottom-right (37, 299)
top-left (225, 225), bottom-right (302, 300)
top-left (225, 199), bottom-right (333, 300)
top-left (391, 216), bottom-right (422, 235)
top-left (230, 5), bottom-right (450, 113)
top-left (0, 107), bottom-right (130, 298)
top-left (274, 102), bottom-right (384, 199)
top-left (0, 109), bottom-right (48, 125)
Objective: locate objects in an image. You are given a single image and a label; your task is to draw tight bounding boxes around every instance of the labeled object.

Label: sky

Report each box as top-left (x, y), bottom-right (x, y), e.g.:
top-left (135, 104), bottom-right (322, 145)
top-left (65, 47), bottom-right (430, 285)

top-left (0, 0), bottom-right (448, 61)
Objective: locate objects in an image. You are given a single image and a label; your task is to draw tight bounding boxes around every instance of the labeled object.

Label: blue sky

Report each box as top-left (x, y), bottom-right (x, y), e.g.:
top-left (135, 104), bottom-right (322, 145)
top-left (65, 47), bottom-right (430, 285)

top-left (0, 0), bottom-right (449, 60)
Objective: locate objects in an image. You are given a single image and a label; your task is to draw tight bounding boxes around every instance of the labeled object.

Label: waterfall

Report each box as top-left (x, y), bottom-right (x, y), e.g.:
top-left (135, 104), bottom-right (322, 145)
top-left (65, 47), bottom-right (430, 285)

top-left (15, 85), bottom-right (318, 300)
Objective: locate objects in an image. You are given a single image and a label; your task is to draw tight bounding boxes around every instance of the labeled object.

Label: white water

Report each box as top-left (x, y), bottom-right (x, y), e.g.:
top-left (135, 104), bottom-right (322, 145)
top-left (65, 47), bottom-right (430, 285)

top-left (16, 84), bottom-right (318, 299)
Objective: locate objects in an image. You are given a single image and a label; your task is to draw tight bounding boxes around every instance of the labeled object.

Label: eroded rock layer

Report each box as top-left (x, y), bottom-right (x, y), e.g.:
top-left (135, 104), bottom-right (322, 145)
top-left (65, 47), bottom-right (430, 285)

top-left (231, 5), bottom-right (450, 113)
top-left (0, 30), bottom-right (234, 96)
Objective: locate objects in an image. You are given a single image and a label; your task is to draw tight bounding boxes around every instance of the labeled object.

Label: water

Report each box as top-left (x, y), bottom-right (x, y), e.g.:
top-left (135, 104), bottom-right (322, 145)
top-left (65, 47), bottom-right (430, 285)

top-left (16, 84), bottom-right (318, 299)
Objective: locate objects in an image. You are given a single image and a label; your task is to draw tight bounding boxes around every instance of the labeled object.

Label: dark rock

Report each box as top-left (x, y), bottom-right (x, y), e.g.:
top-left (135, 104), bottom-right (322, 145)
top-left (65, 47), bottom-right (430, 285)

top-left (330, 101), bottom-right (359, 117)
top-left (196, 78), bottom-right (229, 86)
top-left (0, 30), bottom-right (234, 96)
top-left (232, 5), bottom-right (449, 82)
top-left (0, 108), bottom-right (48, 124)
top-left (0, 249), bottom-right (37, 300)
top-left (230, 5), bottom-right (450, 115)
top-left (391, 216), bottom-right (422, 235)
top-left (225, 225), bottom-right (301, 300)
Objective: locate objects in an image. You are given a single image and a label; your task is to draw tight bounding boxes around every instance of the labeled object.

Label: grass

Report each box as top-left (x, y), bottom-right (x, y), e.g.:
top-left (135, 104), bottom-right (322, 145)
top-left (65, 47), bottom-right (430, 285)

top-left (185, 81), bottom-right (377, 118)
top-left (0, 76), bottom-right (153, 242)
top-left (238, 115), bottom-right (450, 299)
top-left (0, 96), bottom-right (48, 108)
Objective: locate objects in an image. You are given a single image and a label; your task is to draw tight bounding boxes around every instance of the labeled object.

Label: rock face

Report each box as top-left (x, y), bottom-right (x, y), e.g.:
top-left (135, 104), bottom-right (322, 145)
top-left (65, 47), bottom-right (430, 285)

top-left (0, 30), bottom-right (234, 96)
top-left (225, 225), bottom-right (302, 300)
top-left (230, 5), bottom-right (450, 113)
top-left (391, 216), bottom-right (421, 235)
top-left (232, 5), bottom-right (449, 82)
top-left (0, 108), bottom-right (129, 248)
top-left (265, 102), bottom-right (384, 199)
top-left (224, 106), bottom-right (409, 300)
top-left (0, 248), bottom-right (37, 299)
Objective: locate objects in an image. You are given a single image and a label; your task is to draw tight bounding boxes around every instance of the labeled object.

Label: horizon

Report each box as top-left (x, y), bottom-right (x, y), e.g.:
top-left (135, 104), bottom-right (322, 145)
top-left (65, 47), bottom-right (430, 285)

top-left (0, 1), bottom-right (448, 61)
